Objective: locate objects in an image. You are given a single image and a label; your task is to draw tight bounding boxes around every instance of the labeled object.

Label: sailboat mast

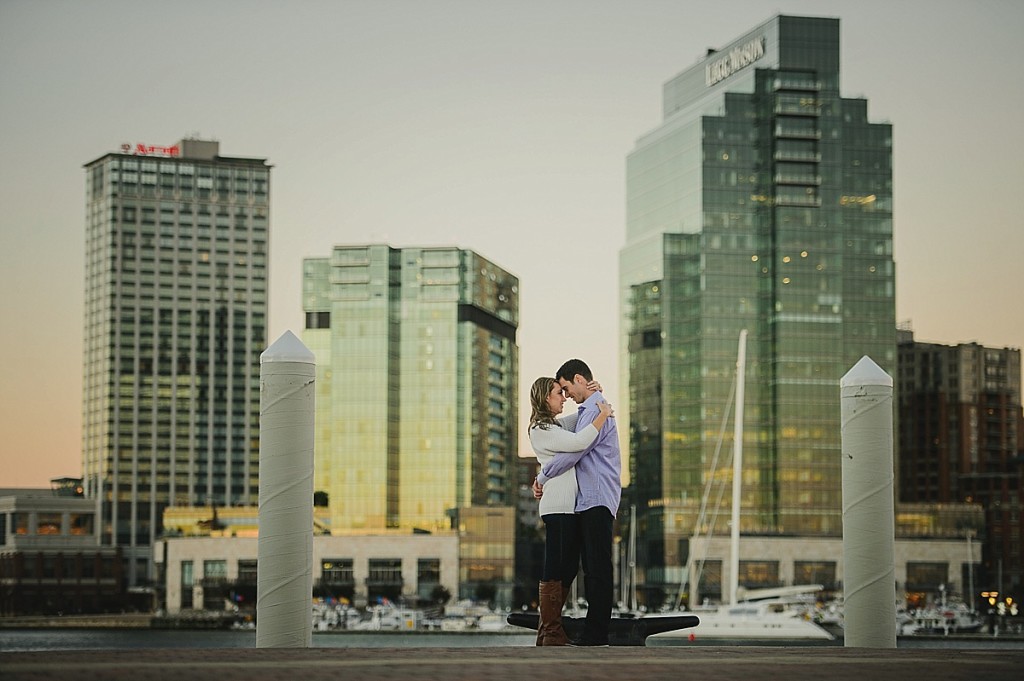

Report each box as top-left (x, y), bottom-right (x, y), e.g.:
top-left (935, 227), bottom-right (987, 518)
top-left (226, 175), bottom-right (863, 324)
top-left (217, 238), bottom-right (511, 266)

top-left (729, 329), bottom-right (747, 606)
top-left (967, 531), bottom-right (975, 611)
top-left (629, 504), bottom-right (638, 612)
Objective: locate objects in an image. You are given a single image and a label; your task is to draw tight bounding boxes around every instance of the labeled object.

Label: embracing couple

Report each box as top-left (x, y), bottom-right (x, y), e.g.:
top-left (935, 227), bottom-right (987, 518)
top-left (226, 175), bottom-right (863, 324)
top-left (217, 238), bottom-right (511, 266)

top-left (529, 358), bottom-right (621, 647)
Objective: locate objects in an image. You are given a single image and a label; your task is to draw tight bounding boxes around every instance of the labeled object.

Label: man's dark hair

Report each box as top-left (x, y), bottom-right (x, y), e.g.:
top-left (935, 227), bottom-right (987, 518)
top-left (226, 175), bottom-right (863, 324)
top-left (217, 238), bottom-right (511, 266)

top-left (556, 359), bottom-right (592, 382)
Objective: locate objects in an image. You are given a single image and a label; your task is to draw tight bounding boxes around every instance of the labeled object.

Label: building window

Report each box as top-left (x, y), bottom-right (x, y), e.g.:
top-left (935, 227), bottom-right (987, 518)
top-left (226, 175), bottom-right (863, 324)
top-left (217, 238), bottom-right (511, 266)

top-left (906, 562), bottom-right (948, 592)
top-left (738, 560), bottom-right (781, 589)
top-left (237, 559), bottom-right (258, 584)
top-left (203, 559), bottom-right (227, 584)
top-left (794, 560), bottom-right (837, 589)
top-left (417, 558), bottom-right (442, 601)
top-left (69, 513), bottom-right (94, 536)
top-left (36, 513), bottom-right (62, 535)
top-left (368, 559), bottom-right (402, 583)
top-left (697, 560), bottom-right (722, 601)
top-left (181, 560), bottom-right (193, 609)
top-left (418, 558), bottom-right (440, 582)
top-left (367, 558), bottom-right (402, 603)
top-left (305, 311), bottom-right (330, 329)
top-left (317, 558), bottom-right (355, 601)
top-left (321, 558), bottom-right (354, 585)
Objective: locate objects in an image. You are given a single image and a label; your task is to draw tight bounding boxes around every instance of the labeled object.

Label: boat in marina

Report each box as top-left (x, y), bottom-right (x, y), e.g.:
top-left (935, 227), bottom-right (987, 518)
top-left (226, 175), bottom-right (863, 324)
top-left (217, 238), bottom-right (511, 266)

top-left (312, 599), bottom-right (514, 632)
top-left (649, 597), bottom-right (833, 644)
top-left (900, 602), bottom-right (984, 636)
top-left (651, 332), bottom-right (833, 645)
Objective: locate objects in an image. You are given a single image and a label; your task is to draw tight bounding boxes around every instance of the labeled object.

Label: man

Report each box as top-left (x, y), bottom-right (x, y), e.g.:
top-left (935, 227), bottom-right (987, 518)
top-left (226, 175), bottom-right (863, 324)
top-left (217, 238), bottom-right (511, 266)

top-left (533, 358), bottom-right (621, 646)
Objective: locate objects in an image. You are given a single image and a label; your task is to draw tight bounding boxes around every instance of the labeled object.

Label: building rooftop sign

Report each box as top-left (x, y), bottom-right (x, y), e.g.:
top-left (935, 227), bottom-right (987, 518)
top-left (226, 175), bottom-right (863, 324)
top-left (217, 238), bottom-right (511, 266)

top-left (121, 142), bottom-right (180, 157)
top-left (705, 36), bottom-right (766, 87)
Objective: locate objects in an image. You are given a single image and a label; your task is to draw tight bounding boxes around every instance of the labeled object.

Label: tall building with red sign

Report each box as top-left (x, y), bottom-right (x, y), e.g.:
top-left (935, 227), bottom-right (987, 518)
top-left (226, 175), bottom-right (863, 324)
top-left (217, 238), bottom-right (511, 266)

top-left (82, 138), bottom-right (270, 586)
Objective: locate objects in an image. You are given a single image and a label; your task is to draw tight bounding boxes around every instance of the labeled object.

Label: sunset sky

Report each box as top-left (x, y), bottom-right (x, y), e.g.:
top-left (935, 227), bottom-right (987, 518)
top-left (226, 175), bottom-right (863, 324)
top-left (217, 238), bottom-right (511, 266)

top-left (1, 0), bottom-right (1022, 488)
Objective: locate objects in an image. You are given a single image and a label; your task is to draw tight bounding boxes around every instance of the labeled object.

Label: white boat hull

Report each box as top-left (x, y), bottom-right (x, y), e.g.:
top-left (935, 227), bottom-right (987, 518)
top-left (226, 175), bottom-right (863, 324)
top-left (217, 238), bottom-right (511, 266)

top-left (650, 610), bottom-right (833, 642)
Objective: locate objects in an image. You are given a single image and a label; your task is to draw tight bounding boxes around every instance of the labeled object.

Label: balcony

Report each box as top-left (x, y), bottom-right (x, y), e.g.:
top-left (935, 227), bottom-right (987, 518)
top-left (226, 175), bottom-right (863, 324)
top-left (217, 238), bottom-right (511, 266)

top-left (774, 126), bottom-right (821, 140)
top-left (774, 102), bottom-right (821, 117)
top-left (775, 194), bottom-right (822, 207)
top-left (775, 173), bottom-right (822, 186)
top-left (773, 78), bottom-right (821, 92)
top-left (773, 150), bottom-right (821, 163)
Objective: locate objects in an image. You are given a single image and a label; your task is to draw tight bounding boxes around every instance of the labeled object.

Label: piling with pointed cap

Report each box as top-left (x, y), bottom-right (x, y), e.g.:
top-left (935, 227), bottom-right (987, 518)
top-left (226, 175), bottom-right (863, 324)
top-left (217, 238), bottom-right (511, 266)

top-left (256, 331), bottom-right (315, 648)
top-left (840, 355), bottom-right (897, 648)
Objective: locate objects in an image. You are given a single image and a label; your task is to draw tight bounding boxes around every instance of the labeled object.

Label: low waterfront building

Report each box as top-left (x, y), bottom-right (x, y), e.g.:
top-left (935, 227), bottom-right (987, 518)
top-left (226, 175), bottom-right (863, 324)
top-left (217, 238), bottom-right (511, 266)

top-left (155, 532), bottom-right (459, 613)
top-left (155, 504), bottom-right (519, 612)
top-left (0, 486), bottom-right (125, 615)
top-left (680, 503), bottom-right (985, 608)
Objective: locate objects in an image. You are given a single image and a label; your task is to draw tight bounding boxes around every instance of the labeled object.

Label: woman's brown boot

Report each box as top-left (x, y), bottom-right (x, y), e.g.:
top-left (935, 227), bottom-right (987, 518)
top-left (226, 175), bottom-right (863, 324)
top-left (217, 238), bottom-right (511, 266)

top-left (536, 581), bottom-right (550, 645)
top-left (538, 580), bottom-right (569, 646)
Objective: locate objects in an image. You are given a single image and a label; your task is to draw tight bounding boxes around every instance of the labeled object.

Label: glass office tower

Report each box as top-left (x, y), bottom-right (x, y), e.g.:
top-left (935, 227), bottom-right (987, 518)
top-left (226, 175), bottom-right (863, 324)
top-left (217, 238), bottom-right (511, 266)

top-left (82, 139), bottom-right (270, 586)
top-left (620, 16), bottom-right (895, 596)
top-left (303, 245), bottom-right (519, 533)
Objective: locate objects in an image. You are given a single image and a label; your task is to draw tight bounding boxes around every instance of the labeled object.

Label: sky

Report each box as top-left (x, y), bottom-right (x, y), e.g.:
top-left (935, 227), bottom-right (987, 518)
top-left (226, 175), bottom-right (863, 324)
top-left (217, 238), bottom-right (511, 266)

top-left (1, 0), bottom-right (1022, 488)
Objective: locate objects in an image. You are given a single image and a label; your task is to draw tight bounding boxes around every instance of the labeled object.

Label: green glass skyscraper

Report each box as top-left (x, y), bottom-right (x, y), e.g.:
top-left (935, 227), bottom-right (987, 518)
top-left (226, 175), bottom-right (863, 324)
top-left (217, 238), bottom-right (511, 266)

top-left (302, 245), bottom-right (518, 534)
top-left (620, 15), bottom-right (895, 599)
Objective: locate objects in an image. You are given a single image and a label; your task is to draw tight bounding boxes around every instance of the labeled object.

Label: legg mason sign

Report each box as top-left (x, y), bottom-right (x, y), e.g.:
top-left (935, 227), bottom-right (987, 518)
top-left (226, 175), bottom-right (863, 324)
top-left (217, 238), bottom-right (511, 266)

top-left (705, 36), bottom-right (766, 87)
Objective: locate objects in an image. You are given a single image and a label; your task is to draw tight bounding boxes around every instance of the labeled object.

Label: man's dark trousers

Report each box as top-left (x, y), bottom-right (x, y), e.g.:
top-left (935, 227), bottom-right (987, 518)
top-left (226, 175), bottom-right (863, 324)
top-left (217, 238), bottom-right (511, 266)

top-left (579, 505), bottom-right (614, 645)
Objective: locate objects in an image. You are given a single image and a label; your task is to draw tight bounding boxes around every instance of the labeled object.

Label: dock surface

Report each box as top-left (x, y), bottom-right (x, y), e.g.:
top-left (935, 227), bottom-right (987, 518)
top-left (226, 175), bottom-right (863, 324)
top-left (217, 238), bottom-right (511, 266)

top-left (3, 646), bottom-right (1023, 681)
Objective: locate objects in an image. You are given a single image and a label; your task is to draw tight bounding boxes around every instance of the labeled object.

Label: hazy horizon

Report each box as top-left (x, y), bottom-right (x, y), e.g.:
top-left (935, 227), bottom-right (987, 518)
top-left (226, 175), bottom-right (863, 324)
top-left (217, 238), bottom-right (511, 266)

top-left (1, 0), bottom-right (1022, 488)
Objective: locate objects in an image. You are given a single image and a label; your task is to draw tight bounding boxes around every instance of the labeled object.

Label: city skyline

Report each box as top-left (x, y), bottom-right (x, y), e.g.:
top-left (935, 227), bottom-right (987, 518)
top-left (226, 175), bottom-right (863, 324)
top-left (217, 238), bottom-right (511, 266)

top-left (2, 0), bottom-right (1023, 487)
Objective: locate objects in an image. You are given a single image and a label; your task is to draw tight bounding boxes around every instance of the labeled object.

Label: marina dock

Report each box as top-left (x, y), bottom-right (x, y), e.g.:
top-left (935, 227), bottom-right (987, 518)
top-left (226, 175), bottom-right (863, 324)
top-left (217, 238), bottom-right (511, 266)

top-left (3, 646), bottom-right (1024, 681)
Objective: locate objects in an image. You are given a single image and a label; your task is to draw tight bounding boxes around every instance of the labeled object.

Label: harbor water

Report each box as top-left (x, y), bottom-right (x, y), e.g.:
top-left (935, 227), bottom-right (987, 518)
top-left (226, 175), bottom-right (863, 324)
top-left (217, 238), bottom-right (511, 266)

top-left (2, 628), bottom-right (1023, 652)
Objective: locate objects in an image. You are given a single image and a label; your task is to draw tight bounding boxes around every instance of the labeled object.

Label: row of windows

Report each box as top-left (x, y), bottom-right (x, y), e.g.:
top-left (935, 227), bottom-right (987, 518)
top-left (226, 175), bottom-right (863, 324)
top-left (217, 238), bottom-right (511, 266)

top-left (177, 558), bottom-right (443, 588)
top-left (118, 203), bottom-right (267, 219)
top-left (106, 187), bottom-right (268, 205)
top-left (109, 170), bottom-right (267, 190)
top-left (107, 158), bottom-right (268, 178)
top-left (6, 553), bottom-right (119, 580)
top-left (2, 512), bottom-right (94, 538)
top-left (112, 173), bottom-right (267, 191)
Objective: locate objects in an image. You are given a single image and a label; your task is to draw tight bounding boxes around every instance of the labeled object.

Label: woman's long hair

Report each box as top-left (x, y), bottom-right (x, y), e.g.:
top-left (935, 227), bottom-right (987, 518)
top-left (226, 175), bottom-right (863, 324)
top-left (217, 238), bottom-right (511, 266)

top-left (529, 376), bottom-right (559, 431)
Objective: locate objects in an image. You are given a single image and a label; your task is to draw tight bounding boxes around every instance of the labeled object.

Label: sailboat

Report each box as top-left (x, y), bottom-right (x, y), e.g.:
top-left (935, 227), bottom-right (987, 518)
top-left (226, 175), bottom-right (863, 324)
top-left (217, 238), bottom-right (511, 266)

top-left (648, 330), bottom-right (834, 645)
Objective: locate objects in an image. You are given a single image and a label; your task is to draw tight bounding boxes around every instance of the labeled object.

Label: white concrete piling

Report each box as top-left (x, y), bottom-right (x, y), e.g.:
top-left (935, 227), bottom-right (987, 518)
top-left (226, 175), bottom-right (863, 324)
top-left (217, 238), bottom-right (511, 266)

top-left (840, 356), bottom-right (897, 648)
top-left (256, 331), bottom-right (315, 648)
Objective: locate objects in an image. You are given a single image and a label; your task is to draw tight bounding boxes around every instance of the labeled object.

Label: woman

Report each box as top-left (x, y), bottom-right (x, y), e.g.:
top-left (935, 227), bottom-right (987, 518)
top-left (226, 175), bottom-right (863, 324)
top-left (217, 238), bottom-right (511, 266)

top-left (528, 376), bottom-right (612, 646)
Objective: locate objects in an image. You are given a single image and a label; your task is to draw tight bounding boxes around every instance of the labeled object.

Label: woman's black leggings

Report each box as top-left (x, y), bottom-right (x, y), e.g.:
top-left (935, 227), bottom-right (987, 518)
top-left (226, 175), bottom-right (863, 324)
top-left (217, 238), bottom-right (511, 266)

top-left (541, 513), bottom-right (581, 587)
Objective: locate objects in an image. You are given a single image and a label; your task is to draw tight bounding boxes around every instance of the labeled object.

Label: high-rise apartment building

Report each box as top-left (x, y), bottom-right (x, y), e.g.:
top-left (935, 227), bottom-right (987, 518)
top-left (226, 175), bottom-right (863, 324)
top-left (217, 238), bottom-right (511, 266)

top-left (302, 245), bottom-right (518, 534)
top-left (620, 16), bottom-right (896, 598)
top-left (82, 139), bottom-right (270, 585)
top-left (897, 328), bottom-right (1022, 600)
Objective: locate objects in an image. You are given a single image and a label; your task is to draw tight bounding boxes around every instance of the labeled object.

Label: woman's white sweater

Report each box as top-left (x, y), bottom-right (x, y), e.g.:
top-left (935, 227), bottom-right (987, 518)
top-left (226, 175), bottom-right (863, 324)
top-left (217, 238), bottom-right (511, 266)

top-left (529, 413), bottom-right (599, 516)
